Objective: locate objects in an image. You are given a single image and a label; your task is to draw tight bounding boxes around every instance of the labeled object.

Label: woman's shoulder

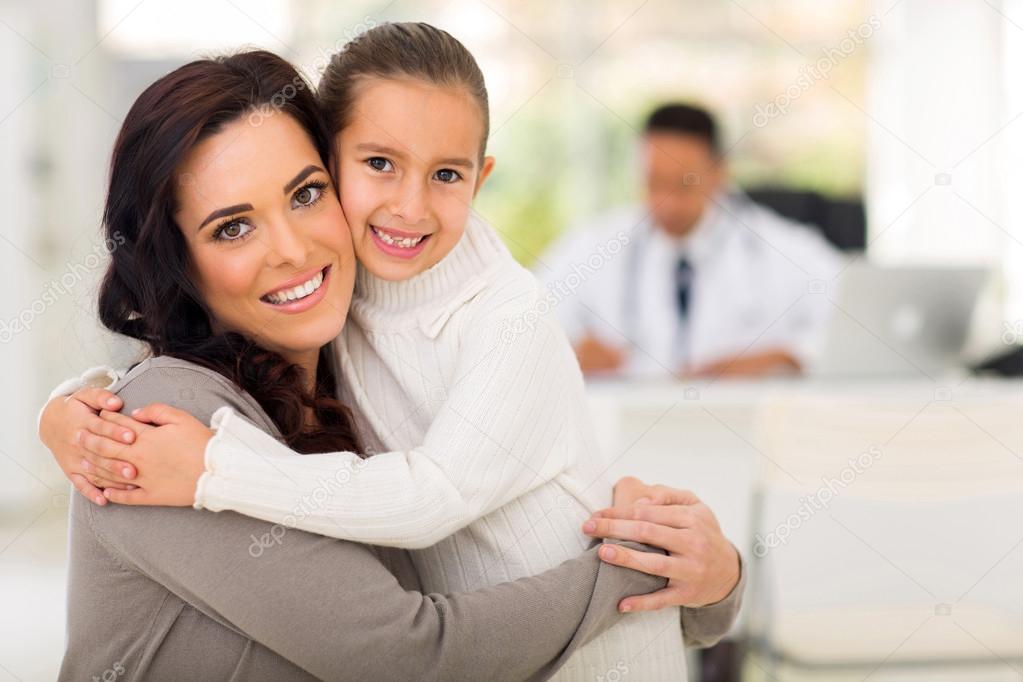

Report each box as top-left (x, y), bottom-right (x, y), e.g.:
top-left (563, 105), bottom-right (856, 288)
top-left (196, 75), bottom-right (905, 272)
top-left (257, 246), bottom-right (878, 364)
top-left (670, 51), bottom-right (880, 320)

top-left (112, 355), bottom-right (275, 432)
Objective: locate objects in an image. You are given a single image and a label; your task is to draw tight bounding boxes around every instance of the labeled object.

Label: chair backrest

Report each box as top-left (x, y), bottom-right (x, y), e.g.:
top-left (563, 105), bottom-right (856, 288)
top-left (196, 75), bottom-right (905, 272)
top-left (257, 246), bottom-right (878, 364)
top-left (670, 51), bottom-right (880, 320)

top-left (745, 187), bottom-right (866, 251)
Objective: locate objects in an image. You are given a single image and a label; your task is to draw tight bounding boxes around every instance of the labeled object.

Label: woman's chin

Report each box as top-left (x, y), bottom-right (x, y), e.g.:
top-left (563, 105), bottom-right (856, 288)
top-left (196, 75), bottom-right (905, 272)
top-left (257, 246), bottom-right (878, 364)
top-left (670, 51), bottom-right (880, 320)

top-left (263, 319), bottom-right (345, 359)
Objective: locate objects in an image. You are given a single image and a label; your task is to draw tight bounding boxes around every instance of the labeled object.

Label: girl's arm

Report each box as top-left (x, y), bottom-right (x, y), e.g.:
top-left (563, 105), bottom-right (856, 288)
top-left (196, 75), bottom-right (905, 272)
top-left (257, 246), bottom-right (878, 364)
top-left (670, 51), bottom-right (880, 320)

top-left (85, 364), bottom-right (668, 681)
top-left (100, 309), bottom-right (595, 549)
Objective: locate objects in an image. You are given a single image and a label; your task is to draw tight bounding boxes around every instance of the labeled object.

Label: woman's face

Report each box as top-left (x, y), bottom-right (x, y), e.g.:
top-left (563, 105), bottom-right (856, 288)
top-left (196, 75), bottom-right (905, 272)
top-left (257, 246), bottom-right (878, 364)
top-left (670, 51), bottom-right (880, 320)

top-left (173, 112), bottom-right (356, 364)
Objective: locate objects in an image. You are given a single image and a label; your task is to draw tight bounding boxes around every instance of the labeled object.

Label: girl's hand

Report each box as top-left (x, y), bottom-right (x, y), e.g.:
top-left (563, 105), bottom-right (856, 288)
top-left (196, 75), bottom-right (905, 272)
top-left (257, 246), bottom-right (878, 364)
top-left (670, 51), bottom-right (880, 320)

top-left (38, 387), bottom-right (139, 506)
top-left (78, 410), bottom-right (153, 485)
top-left (583, 480), bottom-right (741, 612)
top-left (79, 403), bottom-right (213, 507)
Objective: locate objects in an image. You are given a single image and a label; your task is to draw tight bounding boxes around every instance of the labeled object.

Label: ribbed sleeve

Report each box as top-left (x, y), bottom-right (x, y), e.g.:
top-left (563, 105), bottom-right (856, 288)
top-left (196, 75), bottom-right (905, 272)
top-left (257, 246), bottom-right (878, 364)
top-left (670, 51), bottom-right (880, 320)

top-left (196, 299), bottom-right (583, 549)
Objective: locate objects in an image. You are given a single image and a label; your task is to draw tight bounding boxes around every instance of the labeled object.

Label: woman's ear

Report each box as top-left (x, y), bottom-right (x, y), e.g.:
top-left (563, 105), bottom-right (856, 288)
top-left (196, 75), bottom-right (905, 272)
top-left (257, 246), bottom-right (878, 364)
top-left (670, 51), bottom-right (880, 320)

top-left (473, 156), bottom-right (496, 198)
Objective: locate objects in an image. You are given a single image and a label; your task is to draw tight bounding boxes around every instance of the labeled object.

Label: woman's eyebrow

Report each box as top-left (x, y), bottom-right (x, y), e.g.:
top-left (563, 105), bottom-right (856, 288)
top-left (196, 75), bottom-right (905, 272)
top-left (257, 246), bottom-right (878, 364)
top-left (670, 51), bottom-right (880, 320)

top-left (198, 204), bottom-right (253, 232)
top-left (283, 164), bottom-right (325, 194)
top-left (194, 165), bottom-right (325, 232)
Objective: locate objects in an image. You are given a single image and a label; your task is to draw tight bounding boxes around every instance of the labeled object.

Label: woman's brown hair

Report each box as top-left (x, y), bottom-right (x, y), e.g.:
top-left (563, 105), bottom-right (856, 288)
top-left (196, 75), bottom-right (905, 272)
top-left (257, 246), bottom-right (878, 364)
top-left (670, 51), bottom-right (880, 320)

top-left (99, 50), bottom-right (361, 454)
top-left (318, 22), bottom-right (490, 165)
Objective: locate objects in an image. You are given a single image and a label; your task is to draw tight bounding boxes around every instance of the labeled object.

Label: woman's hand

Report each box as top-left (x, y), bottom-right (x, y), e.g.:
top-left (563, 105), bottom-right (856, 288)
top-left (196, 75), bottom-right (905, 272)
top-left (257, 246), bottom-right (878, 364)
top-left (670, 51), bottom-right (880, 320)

top-left (78, 403), bottom-right (213, 507)
top-left (38, 387), bottom-right (139, 505)
top-left (582, 477), bottom-right (741, 612)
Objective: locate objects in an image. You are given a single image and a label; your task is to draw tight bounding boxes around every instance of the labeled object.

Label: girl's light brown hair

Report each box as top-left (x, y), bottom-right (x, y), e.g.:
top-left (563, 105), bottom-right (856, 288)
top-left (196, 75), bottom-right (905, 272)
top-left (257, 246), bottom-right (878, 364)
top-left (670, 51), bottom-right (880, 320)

top-left (318, 22), bottom-right (490, 165)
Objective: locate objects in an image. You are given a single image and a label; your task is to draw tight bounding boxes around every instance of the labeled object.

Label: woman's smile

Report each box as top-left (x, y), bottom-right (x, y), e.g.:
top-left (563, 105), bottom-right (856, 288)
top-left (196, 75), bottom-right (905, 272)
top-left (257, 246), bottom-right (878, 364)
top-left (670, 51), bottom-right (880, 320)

top-left (260, 264), bottom-right (333, 313)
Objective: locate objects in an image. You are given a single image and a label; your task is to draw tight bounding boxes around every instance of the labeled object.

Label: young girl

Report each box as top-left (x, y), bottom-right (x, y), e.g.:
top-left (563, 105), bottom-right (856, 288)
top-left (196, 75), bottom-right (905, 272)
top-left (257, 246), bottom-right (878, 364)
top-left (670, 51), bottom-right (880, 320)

top-left (43, 23), bottom-right (691, 679)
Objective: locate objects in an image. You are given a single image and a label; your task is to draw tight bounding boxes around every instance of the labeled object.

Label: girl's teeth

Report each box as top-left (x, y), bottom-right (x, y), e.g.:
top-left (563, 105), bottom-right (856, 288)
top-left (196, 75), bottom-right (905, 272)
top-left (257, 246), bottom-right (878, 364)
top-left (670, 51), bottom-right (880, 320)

top-left (372, 226), bottom-right (424, 249)
top-left (265, 270), bottom-right (324, 305)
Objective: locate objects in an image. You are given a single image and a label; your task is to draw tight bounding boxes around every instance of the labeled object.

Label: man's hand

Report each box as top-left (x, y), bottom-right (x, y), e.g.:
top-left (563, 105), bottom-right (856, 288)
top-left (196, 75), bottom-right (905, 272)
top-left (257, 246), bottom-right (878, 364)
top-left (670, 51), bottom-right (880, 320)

top-left (584, 478), bottom-right (741, 611)
top-left (574, 335), bottom-right (625, 374)
top-left (687, 348), bottom-right (800, 379)
top-left (39, 387), bottom-right (138, 505)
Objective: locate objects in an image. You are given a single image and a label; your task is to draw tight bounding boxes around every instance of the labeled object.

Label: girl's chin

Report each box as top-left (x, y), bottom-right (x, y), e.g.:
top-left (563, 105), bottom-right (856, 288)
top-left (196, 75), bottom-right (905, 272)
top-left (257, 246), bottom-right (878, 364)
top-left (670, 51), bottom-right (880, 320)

top-left (359, 248), bottom-right (439, 282)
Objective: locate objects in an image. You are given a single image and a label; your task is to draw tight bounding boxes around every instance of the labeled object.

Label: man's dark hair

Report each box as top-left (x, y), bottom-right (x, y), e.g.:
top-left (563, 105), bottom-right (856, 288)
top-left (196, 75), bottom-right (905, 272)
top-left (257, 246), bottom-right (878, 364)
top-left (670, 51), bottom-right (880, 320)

top-left (643, 103), bottom-right (720, 156)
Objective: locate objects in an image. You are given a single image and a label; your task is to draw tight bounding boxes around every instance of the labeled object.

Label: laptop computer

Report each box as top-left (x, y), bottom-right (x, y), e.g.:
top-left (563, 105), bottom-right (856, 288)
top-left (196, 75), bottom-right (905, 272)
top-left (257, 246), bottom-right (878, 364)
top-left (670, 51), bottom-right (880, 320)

top-left (810, 262), bottom-right (987, 378)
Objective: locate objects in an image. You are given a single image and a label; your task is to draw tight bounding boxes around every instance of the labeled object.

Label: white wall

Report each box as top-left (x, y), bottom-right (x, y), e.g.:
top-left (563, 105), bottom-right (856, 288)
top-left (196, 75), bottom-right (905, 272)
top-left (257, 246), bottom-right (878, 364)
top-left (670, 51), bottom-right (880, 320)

top-left (0, 0), bottom-right (46, 510)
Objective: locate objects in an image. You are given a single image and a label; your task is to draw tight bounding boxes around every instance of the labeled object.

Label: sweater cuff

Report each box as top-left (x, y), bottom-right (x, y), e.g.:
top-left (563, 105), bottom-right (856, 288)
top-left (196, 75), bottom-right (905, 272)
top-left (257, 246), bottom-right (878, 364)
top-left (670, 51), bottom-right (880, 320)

top-left (681, 549), bottom-right (746, 648)
top-left (193, 405), bottom-right (233, 509)
top-left (37, 366), bottom-right (124, 432)
top-left (48, 366), bottom-right (122, 401)
top-left (194, 406), bottom-right (295, 516)
top-left (194, 405), bottom-right (246, 510)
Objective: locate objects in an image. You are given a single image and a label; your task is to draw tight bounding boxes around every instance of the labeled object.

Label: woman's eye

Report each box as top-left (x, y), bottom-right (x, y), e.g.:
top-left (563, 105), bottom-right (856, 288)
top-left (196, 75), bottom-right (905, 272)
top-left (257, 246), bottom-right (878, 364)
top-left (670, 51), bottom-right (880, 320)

top-left (434, 168), bottom-right (461, 184)
top-left (214, 221), bottom-right (253, 241)
top-left (293, 184), bottom-right (322, 207)
top-left (367, 157), bottom-right (393, 172)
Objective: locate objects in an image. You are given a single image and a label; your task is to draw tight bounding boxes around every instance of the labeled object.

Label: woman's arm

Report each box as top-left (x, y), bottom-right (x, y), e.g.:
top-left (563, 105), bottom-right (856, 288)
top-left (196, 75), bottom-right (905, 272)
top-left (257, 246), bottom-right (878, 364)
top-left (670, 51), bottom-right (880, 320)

top-left (90, 503), bottom-right (664, 681)
top-left (97, 311), bottom-right (594, 549)
top-left (89, 363), bottom-right (667, 680)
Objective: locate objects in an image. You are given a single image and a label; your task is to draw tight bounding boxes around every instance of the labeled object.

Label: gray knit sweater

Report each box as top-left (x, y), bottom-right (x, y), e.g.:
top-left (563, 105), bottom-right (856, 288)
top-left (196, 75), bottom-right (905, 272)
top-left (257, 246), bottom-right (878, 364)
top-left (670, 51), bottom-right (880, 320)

top-left (58, 356), bottom-right (743, 680)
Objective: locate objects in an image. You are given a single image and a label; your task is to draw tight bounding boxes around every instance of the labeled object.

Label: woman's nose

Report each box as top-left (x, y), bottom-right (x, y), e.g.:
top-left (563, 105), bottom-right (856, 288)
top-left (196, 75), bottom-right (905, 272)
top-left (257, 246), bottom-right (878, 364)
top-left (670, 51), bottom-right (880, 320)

top-left (264, 218), bottom-right (310, 268)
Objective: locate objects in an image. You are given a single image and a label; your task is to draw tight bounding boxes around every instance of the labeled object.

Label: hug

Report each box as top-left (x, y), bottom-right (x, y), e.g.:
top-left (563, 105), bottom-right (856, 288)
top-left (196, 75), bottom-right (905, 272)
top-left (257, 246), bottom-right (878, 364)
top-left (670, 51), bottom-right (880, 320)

top-left (38, 22), bottom-right (743, 681)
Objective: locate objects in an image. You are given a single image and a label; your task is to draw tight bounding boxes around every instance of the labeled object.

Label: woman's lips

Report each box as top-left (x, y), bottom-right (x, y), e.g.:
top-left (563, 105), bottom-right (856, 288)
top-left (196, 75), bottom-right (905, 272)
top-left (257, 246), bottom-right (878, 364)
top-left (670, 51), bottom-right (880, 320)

top-left (261, 265), bottom-right (328, 299)
top-left (260, 265), bottom-right (331, 314)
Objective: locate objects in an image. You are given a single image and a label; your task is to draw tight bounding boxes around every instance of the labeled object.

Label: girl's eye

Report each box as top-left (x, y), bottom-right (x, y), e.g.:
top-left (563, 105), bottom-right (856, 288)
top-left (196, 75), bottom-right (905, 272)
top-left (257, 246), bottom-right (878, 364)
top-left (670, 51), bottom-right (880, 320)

top-left (434, 168), bottom-right (462, 184)
top-left (213, 220), bottom-right (253, 242)
top-left (292, 182), bottom-right (326, 208)
top-left (367, 157), bottom-right (393, 172)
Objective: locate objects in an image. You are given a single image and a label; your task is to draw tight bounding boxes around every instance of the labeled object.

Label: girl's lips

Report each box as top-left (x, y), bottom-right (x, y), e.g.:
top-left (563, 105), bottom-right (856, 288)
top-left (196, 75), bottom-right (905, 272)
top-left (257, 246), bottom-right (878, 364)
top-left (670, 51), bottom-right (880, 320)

top-left (260, 265), bottom-right (331, 314)
top-left (369, 225), bottom-right (431, 260)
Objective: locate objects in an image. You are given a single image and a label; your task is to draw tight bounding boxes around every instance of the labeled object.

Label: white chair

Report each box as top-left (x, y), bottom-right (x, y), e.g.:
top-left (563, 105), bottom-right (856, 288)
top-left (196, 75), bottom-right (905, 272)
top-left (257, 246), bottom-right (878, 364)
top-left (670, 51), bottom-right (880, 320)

top-left (745, 387), bottom-right (1023, 681)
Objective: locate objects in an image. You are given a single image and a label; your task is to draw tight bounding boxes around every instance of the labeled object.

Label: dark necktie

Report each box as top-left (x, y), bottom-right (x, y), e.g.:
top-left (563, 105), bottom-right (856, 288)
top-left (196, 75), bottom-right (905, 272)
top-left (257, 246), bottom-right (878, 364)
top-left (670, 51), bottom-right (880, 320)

top-left (675, 256), bottom-right (693, 320)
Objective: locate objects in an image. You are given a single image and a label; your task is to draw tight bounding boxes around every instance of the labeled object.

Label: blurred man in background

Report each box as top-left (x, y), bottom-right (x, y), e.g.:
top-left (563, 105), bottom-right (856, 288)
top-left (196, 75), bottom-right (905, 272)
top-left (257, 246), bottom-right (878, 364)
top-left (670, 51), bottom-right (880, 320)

top-left (538, 103), bottom-right (843, 379)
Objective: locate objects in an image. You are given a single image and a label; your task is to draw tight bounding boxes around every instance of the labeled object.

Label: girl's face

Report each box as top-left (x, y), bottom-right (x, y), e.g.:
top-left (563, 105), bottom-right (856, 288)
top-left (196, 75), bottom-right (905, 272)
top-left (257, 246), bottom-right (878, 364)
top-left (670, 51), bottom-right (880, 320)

top-left (335, 77), bottom-right (495, 282)
top-left (173, 112), bottom-right (357, 365)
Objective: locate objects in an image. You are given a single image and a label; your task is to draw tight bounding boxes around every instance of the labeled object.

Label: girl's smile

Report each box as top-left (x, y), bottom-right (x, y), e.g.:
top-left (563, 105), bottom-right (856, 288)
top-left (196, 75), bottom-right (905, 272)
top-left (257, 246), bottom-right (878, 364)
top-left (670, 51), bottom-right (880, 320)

top-left (368, 224), bottom-right (433, 259)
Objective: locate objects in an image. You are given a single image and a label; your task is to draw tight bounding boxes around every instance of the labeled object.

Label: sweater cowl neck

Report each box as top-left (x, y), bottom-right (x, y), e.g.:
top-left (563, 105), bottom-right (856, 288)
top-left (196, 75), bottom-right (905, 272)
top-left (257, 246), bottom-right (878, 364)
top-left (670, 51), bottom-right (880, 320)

top-left (352, 212), bottom-right (508, 319)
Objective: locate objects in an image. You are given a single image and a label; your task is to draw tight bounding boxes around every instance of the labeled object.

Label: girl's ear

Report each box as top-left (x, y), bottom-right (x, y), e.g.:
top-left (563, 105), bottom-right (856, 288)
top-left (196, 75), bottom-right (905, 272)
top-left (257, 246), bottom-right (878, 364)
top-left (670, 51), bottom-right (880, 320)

top-left (473, 156), bottom-right (496, 198)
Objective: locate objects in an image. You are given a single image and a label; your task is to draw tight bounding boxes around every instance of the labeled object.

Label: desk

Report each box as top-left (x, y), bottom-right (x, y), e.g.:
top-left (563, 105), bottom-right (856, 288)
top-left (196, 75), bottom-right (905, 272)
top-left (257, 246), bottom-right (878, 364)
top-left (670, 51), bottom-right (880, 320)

top-left (585, 375), bottom-right (1023, 655)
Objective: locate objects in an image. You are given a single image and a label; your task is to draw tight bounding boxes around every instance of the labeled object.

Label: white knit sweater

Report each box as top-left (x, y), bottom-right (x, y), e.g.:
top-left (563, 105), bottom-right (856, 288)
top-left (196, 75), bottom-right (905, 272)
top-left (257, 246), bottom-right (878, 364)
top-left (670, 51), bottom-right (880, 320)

top-left (51, 216), bottom-right (688, 680)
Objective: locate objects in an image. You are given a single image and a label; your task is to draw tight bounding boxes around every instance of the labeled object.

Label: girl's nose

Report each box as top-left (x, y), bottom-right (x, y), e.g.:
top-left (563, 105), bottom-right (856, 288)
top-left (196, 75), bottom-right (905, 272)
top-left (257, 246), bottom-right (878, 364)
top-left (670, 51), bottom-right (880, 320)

top-left (390, 180), bottom-right (428, 225)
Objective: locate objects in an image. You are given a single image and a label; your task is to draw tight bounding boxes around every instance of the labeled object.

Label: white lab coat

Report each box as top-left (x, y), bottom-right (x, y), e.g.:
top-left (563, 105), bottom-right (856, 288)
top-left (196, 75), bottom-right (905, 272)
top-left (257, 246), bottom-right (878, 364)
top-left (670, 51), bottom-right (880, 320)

top-left (535, 192), bottom-right (844, 378)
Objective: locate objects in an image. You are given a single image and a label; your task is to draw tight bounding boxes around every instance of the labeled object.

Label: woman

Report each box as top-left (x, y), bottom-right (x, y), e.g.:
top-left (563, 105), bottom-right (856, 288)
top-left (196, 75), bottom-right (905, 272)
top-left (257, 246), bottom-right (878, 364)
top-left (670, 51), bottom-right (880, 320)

top-left (48, 52), bottom-right (741, 679)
